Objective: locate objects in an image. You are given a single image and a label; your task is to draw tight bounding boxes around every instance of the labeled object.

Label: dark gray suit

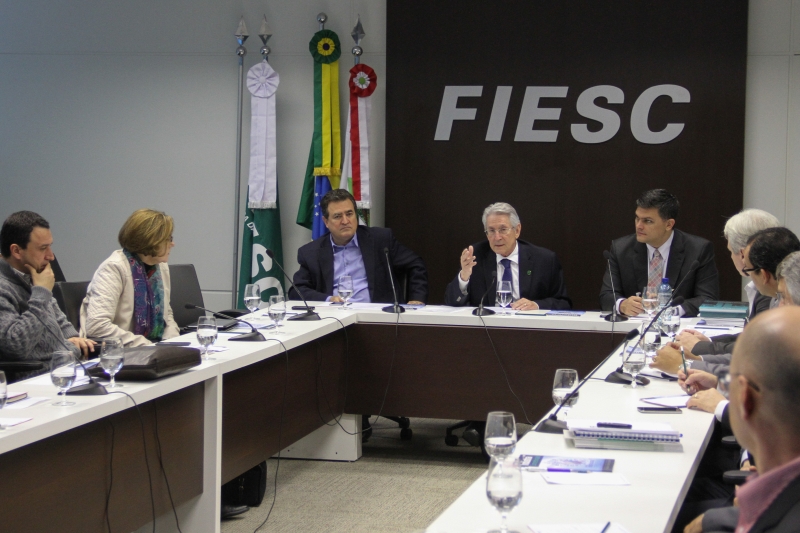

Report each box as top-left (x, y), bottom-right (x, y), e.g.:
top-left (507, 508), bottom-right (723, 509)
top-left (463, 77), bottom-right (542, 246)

top-left (703, 473), bottom-right (800, 532)
top-left (292, 225), bottom-right (428, 304)
top-left (444, 239), bottom-right (571, 310)
top-left (600, 229), bottom-right (720, 317)
top-left (692, 292), bottom-right (773, 356)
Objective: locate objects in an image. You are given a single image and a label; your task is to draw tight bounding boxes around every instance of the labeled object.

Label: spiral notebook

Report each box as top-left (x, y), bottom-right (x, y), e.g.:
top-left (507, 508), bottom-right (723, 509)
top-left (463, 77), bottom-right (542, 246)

top-left (565, 420), bottom-right (683, 452)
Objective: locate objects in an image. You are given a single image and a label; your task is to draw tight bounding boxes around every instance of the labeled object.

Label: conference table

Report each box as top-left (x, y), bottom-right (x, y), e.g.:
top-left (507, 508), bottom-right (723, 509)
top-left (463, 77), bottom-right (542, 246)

top-left (0, 303), bottom-right (724, 533)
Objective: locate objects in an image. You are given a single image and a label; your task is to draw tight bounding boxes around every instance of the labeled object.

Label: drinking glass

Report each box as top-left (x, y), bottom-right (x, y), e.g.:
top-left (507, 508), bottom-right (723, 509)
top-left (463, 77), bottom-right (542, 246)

top-left (642, 286), bottom-right (659, 318)
top-left (243, 284), bottom-right (262, 314)
top-left (196, 316), bottom-right (218, 361)
top-left (50, 351), bottom-right (77, 406)
top-left (269, 295), bottom-right (287, 333)
top-left (640, 332), bottom-right (659, 361)
top-left (100, 337), bottom-right (124, 388)
top-left (661, 311), bottom-right (680, 342)
top-left (486, 456), bottom-right (522, 533)
top-left (338, 276), bottom-right (354, 307)
top-left (496, 281), bottom-right (512, 315)
top-left (552, 369), bottom-right (579, 420)
top-left (485, 411), bottom-right (517, 458)
top-left (0, 371), bottom-right (7, 430)
top-left (623, 349), bottom-right (647, 389)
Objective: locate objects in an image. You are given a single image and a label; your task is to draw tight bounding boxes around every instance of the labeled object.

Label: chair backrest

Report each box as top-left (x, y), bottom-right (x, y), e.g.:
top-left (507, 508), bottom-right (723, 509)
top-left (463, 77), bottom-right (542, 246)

top-left (50, 256), bottom-right (67, 283)
top-left (168, 264), bottom-right (205, 328)
top-left (52, 281), bottom-right (89, 331)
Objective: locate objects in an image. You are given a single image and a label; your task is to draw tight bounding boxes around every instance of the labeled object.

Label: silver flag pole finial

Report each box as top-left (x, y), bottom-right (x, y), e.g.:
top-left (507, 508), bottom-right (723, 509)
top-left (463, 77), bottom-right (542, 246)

top-left (258, 15), bottom-right (273, 59)
top-left (235, 17), bottom-right (249, 59)
top-left (351, 15), bottom-right (365, 65)
top-left (317, 13), bottom-right (327, 31)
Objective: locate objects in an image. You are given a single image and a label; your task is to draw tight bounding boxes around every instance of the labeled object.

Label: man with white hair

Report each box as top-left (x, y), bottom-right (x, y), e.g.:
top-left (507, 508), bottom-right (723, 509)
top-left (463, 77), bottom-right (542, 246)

top-left (676, 209), bottom-right (779, 357)
top-left (444, 202), bottom-right (571, 310)
top-left (776, 251), bottom-right (800, 306)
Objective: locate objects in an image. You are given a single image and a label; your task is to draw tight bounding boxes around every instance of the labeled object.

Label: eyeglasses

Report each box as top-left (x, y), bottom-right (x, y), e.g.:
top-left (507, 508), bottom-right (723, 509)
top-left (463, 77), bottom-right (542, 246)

top-left (718, 371), bottom-right (761, 399)
top-left (741, 266), bottom-right (760, 277)
top-left (485, 227), bottom-right (514, 237)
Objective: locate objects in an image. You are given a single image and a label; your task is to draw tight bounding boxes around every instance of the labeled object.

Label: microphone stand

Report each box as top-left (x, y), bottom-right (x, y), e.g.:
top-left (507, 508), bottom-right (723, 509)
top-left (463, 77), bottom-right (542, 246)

top-left (185, 304), bottom-right (266, 341)
top-left (265, 249), bottom-right (321, 321)
top-left (473, 271), bottom-right (497, 316)
top-left (381, 247), bottom-right (405, 313)
top-left (603, 249), bottom-right (628, 323)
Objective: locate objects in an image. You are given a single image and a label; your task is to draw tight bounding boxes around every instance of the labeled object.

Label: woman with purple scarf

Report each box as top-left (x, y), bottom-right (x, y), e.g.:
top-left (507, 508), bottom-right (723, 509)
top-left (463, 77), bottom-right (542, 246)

top-left (80, 209), bottom-right (179, 346)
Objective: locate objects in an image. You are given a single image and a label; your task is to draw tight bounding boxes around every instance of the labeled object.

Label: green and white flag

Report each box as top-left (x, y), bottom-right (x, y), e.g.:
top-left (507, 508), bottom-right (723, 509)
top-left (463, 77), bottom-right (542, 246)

top-left (238, 59), bottom-right (284, 307)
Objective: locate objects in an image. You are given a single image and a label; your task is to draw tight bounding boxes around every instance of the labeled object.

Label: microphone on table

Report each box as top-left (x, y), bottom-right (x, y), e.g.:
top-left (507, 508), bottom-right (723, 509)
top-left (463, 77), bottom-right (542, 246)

top-left (473, 271), bottom-right (497, 316)
top-left (184, 304), bottom-right (266, 342)
top-left (604, 295), bottom-right (685, 385)
top-left (32, 312), bottom-right (107, 395)
top-left (602, 249), bottom-right (628, 323)
top-left (382, 247), bottom-right (405, 314)
top-left (535, 327), bottom-right (640, 434)
top-left (265, 248), bottom-right (320, 321)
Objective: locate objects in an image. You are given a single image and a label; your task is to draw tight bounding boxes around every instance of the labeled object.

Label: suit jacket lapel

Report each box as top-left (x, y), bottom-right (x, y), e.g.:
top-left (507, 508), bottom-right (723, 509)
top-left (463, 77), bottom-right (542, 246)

top-left (666, 230), bottom-right (685, 287)
top-left (518, 241), bottom-right (533, 299)
top-left (634, 243), bottom-right (648, 291)
top-left (358, 227), bottom-right (376, 301)
top-left (319, 237), bottom-right (335, 295)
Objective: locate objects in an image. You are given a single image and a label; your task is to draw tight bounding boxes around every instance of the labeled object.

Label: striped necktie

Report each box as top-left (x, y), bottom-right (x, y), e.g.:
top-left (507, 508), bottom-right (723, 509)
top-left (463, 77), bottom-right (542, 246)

top-left (648, 250), bottom-right (663, 289)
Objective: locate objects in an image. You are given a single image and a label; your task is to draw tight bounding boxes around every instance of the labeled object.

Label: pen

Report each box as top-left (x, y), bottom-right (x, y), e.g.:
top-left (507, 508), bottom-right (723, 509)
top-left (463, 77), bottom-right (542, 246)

top-left (680, 346), bottom-right (688, 375)
top-left (597, 422), bottom-right (632, 429)
top-left (545, 468), bottom-right (590, 473)
top-left (600, 521), bottom-right (611, 533)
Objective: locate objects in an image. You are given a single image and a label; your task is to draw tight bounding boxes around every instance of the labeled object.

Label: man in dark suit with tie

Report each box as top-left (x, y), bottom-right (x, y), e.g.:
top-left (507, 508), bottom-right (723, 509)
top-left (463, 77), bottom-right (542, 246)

top-left (444, 202), bottom-right (571, 310)
top-left (600, 189), bottom-right (719, 317)
top-left (293, 189), bottom-right (428, 305)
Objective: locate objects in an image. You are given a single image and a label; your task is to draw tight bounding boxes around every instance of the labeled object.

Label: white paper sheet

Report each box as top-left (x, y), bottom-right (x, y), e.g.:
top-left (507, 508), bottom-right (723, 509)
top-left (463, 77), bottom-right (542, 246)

top-left (640, 395), bottom-right (690, 408)
top-left (528, 523), bottom-right (630, 533)
top-left (4, 397), bottom-right (49, 409)
top-left (0, 417), bottom-right (32, 427)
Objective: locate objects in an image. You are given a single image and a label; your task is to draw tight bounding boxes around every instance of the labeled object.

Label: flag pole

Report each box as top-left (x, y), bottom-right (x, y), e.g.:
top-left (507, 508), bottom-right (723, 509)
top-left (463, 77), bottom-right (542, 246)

top-left (232, 18), bottom-right (249, 308)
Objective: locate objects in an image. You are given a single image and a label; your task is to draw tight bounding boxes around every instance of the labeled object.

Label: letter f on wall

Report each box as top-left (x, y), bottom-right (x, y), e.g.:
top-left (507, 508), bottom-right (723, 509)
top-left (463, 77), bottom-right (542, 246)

top-left (434, 86), bottom-right (483, 140)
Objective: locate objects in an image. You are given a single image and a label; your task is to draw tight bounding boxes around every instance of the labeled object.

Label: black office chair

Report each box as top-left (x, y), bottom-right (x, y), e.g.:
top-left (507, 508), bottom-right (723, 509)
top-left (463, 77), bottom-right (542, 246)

top-left (50, 256), bottom-right (67, 283)
top-left (169, 264), bottom-right (246, 331)
top-left (53, 281), bottom-right (89, 331)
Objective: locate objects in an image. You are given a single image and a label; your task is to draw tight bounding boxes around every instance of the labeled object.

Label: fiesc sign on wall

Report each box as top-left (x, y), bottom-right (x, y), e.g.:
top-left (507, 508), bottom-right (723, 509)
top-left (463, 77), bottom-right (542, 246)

top-left (434, 84), bottom-right (690, 145)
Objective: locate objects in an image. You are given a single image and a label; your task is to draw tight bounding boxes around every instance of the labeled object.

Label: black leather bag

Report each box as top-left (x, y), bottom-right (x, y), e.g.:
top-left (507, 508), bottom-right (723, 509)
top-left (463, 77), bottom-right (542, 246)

top-left (89, 345), bottom-right (201, 381)
top-left (221, 461), bottom-right (268, 507)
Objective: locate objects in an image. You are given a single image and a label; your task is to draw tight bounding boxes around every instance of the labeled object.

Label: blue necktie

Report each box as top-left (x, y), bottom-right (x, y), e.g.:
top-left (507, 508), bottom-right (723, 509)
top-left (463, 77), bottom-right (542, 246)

top-left (500, 258), bottom-right (512, 284)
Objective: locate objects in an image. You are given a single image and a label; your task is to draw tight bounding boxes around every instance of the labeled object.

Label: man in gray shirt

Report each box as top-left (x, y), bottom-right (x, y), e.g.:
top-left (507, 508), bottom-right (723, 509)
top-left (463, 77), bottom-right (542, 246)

top-left (0, 211), bottom-right (94, 380)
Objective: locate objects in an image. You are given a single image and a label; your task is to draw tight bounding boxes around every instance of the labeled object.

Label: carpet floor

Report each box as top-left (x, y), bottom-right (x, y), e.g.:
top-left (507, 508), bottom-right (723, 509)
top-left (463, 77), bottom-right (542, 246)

top-left (219, 417), bottom-right (495, 533)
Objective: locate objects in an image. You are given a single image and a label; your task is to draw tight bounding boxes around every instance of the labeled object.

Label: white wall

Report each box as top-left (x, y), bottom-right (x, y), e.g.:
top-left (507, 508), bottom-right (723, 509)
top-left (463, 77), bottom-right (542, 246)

top-left (0, 0), bottom-right (385, 311)
top-left (0, 1), bottom-right (797, 306)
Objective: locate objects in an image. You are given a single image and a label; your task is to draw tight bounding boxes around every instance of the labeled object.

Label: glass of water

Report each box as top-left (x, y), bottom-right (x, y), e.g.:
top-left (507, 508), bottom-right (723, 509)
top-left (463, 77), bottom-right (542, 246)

top-left (661, 310), bottom-right (680, 342)
top-left (196, 316), bottom-right (218, 361)
top-left (338, 276), bottom-right (354, 307)
top-left (100, 337), bottom-right (124, 389)
top-left (269, 295), bottom-right (287, 333)
top-left (485, 411), bottom-right (517, 459)
top-left (243, 284), bottom-right (262, 314)
top-left (640, 332), bottom-right (659, 361)
top-left (552, 368), bottom-right (579, 420)
top-left (486, 455), bottom-right (522, 533)
top-left (497, 281), bottom-right (513, 315)
top-left (0, 371), bottom-right (7, 429)
top-left (50, 351), bottom-right (77, 406)
top-left (642, 286), bottom-right (658, 318)
top-left (623, 349), bottom-right (647, 388)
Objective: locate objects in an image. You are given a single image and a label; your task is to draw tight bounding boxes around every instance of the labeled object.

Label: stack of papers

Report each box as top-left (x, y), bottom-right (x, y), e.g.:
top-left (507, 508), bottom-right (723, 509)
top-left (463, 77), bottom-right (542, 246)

top-left (565, 420), bottom-right (682, 452)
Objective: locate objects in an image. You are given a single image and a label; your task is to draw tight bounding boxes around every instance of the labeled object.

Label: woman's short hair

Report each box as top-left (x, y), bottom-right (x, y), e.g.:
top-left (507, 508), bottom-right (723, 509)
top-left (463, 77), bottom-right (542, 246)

top-left (723, 208), bottom-right (780, 254)
top-left (482, 202), bottom-right (520, 230)
top-left (118, 209), bottom-right (174, 257)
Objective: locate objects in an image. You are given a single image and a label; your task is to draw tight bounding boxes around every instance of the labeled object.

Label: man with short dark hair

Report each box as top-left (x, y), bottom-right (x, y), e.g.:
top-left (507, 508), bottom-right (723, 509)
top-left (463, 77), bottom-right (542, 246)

top-left (0, 211), bottom-right (94, 380)
top-left (600, 189), bottom-right (719, 317)
top-left (293, 189), bottom-right (428, 304)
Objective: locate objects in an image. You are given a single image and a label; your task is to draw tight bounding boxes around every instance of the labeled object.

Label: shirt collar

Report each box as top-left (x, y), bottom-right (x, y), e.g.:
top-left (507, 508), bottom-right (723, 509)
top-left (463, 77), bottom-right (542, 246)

top-left (330, 231), bottom-right (359, 251)
top-left (645, 230), bottom-right (674, 259)
top-left (737, 454), bottom-right (800, 531)
top-left (496, 242), bottom-right (519, 265)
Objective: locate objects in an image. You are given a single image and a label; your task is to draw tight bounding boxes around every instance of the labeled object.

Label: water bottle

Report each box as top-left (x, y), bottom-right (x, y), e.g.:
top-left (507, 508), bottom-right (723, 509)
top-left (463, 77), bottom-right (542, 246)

top-left (656, 277), bottom-right (672, 336)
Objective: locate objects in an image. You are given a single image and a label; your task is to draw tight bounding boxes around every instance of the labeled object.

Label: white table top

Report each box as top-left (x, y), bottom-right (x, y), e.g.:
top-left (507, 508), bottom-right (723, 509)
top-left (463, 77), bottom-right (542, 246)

top-left (426, 324), bottom-right (732, 533)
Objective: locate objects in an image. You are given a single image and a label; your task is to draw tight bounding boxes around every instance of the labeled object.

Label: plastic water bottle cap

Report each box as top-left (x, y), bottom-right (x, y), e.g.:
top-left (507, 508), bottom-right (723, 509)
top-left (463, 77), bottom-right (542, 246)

top-left (661, 278), bottom-right (669, 283)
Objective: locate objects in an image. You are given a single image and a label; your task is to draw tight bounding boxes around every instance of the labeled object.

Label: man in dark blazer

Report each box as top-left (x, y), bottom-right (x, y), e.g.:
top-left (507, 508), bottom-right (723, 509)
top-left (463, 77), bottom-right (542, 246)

top-left (600, 189), bottom-right (719, 317)
top-left (292, 189), bottom-right (428, 305)
top-left (444, 202), bottom-right (571, 310)
top-left (682, 306), bottom-right (800, 533)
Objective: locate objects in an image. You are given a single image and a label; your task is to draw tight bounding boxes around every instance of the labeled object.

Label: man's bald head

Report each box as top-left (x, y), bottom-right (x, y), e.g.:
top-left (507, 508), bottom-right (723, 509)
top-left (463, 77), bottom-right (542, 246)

top-left (733, 306), bottom-right (800, 436)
